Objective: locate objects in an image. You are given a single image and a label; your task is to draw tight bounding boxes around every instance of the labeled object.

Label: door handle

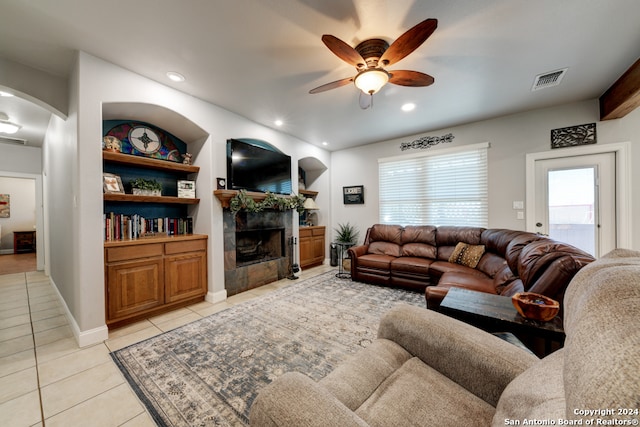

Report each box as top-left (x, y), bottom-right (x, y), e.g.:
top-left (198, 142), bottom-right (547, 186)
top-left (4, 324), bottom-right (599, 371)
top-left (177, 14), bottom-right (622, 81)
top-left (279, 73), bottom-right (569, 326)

top-left (535, 222), bottom-right (543, 227)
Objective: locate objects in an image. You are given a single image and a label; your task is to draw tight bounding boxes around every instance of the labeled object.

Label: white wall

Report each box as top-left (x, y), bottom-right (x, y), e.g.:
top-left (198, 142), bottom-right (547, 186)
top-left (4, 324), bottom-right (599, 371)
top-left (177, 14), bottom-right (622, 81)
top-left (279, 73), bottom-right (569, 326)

top-left (0, 144), bottom-right (42, 175)
top-left (62, 52), bottom-right (330, 345)
top-left (331, 99), bottom-right (639, 249)
top-left (0, 177), bottom-right (36, 252)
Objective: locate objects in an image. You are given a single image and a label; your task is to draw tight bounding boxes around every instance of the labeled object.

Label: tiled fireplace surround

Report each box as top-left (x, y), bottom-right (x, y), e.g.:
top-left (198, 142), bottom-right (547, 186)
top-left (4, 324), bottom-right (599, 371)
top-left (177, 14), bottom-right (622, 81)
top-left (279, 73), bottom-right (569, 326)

top-left (223, 209), bottom-right (293, 296)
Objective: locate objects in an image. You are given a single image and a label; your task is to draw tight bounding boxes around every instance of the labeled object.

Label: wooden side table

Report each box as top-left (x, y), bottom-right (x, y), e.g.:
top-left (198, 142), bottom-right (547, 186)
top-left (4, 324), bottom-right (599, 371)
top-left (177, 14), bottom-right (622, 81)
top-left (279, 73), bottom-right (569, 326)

top-left (13, 231), bottom-right (36, 254)
top-left (438, 287), bottom-right (564, 357)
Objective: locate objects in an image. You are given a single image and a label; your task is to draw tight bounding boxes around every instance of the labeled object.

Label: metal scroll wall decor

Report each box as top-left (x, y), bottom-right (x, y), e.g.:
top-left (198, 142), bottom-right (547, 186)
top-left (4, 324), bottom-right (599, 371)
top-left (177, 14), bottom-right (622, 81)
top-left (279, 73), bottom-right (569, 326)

top-left (550, 123), bottom-right (596, 149)
top-left (400, 133), bottom-right (454, 151)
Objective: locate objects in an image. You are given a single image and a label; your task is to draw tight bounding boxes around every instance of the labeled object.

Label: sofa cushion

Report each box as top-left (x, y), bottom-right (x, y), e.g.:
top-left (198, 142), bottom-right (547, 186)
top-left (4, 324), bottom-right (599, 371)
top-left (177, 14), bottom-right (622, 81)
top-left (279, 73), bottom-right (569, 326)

top-left (437, 272), bottom-right (496, 294)
top-left (429, 260), bottom-right (489, 278)
top-left (401, 225), bottom-right (437, 245)
top-left (320, 339), bottom-right (412, 411)
top-left (367, 241), bottom-right (402, 257)
top-left (401, 242), bottom-right (437, 259)
top-left (492, 349), bottom-right (565, 426)
top-left (368, 224), bottom-right (403, 245)
top-left (492, 264), bottom-right (518, 292)
top-left (497, 278), bottom-right (524, 297)
top-left (504, 232), bottom-right (544, 275)
top-left (356, 254), bottom-right (396, 271)
top-left (390, 257), bottom-right (433, 276)
top-left (449, 242), bottom-right (485, 268)
top-left (355, 357), bottom-right (495, 427)
top-left (518, 239), bottom-right (594, 295)
top-left (476, 252), bottom-right (510, 278)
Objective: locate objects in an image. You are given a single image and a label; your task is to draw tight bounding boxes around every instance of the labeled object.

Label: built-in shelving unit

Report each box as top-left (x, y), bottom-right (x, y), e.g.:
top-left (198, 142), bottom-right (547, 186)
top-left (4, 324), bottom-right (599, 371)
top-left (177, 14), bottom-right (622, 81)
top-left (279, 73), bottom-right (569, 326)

top-left (102, 149), bottom-right (207, 328)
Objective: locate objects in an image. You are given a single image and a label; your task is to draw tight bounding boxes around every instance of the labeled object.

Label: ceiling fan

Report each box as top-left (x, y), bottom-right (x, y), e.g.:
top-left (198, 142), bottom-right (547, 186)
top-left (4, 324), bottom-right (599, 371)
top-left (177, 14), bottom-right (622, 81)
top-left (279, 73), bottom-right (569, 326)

top-left (309, 18), bottom-right (438, 107)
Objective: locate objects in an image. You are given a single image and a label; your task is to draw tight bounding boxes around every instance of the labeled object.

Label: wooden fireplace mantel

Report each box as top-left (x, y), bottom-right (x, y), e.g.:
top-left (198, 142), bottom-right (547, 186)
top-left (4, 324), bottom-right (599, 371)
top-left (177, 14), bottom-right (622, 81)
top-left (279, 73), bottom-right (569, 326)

top-left (213, 189), bottom-right (316, 208)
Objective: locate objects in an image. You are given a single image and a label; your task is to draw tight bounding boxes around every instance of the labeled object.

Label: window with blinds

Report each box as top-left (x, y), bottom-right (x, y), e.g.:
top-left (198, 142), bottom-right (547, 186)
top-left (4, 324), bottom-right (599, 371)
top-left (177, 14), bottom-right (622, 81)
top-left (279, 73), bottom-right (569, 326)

top-left (378, 143), bottom-right (489, 227)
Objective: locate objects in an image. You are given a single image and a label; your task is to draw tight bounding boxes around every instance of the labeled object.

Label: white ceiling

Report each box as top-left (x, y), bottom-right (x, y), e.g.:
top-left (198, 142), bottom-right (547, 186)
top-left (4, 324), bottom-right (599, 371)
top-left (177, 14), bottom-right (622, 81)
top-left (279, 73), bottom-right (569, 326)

top-left (1, 0), bottom-right (639, 151)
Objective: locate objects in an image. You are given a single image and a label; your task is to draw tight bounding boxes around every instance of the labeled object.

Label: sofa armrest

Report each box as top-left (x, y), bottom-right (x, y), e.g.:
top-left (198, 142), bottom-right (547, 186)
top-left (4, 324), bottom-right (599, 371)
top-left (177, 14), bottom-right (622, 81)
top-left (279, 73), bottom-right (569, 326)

top-left (425, 285), bottom-right (449, 309)
top-left (250, 372), bottom-right (370, 427)
top-left (348, 244), bottom-right (368, 259)
top-left (378, 304), bottom-right (539, 407)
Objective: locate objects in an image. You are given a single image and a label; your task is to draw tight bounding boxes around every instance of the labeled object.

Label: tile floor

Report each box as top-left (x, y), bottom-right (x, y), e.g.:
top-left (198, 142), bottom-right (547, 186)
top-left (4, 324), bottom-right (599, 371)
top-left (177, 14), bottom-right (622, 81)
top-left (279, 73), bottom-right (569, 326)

top-left (0, 265), bottom-right (333, 426)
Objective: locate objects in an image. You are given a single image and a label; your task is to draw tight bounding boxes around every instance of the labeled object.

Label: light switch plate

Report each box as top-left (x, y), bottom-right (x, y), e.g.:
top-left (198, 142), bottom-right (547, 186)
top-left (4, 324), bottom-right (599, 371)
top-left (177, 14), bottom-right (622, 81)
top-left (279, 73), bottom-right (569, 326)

top-left (513, 201), bottom-right (524, 210)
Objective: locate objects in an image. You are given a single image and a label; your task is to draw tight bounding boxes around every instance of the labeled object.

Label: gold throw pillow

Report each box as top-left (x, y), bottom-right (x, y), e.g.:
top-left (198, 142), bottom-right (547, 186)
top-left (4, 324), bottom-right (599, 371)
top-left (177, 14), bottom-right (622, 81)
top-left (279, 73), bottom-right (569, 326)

top-left (449, 242), bottom-right (485, 268)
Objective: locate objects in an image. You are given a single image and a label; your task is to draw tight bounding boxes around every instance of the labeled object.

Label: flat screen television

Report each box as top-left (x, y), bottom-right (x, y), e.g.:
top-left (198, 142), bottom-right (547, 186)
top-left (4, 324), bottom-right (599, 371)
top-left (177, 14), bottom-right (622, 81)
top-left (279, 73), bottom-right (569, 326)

top-left (226, 139), bottom-right (292, 195)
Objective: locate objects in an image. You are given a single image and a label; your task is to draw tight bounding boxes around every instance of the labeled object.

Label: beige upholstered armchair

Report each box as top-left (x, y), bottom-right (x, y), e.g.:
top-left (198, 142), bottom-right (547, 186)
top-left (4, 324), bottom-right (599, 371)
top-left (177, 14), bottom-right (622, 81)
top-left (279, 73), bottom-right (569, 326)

top-left (250, 249), bottom-right (640, 426)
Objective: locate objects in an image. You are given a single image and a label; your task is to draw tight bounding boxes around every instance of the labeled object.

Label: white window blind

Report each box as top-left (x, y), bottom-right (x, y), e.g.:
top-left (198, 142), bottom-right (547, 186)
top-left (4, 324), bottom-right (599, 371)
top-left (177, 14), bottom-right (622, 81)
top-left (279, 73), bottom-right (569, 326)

top-left (379, 143), bottom-right (488, 227)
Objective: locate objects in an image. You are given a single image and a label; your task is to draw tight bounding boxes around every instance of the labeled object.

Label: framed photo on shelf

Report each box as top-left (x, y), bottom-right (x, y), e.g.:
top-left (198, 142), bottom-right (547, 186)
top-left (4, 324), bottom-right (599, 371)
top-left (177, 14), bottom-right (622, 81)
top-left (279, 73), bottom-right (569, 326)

top-left (103, 173), bottom-right (124, 194)
top-left (177, 180), bottom-right (196, 198)
top-left (343, 185), bottom-right (364, 204)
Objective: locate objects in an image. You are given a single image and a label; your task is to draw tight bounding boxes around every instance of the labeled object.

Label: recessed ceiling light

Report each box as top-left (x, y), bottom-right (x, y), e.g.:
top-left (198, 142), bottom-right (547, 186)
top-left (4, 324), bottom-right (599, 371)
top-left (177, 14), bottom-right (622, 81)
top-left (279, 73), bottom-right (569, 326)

top-left (274, 120), bottom-right (283, 127)
top-left (401, 103), bottom-right (416, 112)
top-left (322, 141), bottom-right (328, 146)
top-left (166, 71), bottom-right (185, 82)
top-left (0, 91), bottom-right (14, 97)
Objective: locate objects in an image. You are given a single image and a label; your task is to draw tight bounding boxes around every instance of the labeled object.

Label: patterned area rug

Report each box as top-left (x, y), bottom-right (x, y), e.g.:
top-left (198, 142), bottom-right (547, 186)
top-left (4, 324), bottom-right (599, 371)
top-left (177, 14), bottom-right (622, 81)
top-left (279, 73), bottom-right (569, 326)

top-left (111, 271), bottom-right (425, 426)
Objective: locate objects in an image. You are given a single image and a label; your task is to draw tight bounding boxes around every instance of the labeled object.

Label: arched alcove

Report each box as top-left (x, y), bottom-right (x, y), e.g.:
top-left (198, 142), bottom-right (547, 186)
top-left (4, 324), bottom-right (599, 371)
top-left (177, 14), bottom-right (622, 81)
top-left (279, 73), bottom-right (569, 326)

top-left (298, 156), bottom-right (328, 188)
top-left (102, 102), bottom-right (208, 143)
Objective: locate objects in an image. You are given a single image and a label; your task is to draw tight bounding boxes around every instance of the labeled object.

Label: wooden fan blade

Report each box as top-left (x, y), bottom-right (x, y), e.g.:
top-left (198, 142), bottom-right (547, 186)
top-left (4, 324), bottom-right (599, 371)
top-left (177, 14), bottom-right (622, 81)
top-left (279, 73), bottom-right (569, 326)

top-left (388, 70), bottom-right (434, 87)
top-left (379, 19), bottom-right (437, 67)
top-left (322, 35), bottom-right (366, 68)
top-left (309, 77), bottom-right (354, 94)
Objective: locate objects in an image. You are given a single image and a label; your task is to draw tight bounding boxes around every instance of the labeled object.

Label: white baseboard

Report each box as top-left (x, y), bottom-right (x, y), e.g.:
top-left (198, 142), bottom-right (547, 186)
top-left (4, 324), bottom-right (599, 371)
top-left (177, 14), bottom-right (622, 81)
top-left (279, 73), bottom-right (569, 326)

top-left (49, 277), bottom-right (109, 347)
top-left (0, 249), bottom-right (13, 255)
top-left (206, 289), bottom-right (227, 304)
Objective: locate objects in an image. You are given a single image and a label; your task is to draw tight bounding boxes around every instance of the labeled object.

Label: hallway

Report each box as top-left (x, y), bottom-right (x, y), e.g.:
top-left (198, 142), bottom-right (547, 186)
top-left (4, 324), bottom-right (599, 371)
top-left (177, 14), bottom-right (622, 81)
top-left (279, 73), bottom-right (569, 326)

top-left (0, 253), bottom-right (37, 275)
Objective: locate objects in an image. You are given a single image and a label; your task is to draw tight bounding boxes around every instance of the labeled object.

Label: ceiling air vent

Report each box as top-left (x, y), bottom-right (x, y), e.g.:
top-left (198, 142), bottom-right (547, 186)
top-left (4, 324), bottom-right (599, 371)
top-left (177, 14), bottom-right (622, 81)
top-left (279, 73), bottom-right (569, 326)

top-left (0, 136), bottom-right (27, 146)
top-left (532, 68), bottom-right (568, 91)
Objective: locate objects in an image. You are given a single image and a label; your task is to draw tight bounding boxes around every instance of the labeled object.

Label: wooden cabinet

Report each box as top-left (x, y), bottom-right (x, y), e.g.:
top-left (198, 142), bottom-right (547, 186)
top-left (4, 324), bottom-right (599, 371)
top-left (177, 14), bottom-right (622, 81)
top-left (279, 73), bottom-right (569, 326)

top-left (105, 235), bottom-right (207, 327)
top-left (299, 226), bottom-right (325, 269)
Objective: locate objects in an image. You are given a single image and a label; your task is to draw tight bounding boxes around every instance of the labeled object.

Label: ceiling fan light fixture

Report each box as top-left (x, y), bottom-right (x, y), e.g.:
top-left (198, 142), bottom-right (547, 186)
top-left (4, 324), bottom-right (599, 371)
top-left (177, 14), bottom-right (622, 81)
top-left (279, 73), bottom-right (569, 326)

top-left (354, 69), bottom-right (390, 95)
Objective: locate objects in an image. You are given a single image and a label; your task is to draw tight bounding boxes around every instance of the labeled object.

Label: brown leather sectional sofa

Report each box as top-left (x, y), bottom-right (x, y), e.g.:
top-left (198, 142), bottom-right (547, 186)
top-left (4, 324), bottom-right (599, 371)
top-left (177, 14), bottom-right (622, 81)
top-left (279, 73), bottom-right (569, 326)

top-left (347, 224), bottom-right (595, 309)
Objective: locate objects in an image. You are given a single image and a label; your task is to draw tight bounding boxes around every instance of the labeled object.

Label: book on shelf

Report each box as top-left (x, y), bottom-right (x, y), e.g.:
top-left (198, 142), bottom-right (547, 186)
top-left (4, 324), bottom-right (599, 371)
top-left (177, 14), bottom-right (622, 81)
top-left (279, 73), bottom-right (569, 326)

top-left (103, 213), bottom-right (194, 241)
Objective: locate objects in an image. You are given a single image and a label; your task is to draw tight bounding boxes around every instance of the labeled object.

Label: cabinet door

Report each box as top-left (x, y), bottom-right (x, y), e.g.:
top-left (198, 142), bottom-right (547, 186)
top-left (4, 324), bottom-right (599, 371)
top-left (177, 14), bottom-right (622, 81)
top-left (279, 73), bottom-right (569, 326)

top-left (299, 234), bottom-right (314, 268)
top-left (312, 235), bottom-right (325, 263)
top-left (165, 251), bottom-right (207, 303)
top-left (106, 258), bottom-right (164, 321)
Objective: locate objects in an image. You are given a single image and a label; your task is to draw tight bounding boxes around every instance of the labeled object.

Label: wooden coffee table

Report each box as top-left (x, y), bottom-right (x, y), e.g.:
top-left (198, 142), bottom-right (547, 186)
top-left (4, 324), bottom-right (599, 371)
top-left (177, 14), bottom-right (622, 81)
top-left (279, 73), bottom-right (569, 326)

top-left (438, 287), bottom-right (564, 356)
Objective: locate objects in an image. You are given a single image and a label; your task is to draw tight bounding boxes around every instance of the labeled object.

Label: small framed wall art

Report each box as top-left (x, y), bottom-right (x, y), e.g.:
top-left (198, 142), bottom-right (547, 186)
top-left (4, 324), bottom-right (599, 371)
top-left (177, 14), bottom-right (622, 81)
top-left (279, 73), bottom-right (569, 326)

top-left (178, 180), bottom-right (196, 198)
top-left (103, 173), bottom-right (124, 194)
top-left (343, 185), bottom-right (364, 205)
top-left (0, 194), bottom-right (9, 218)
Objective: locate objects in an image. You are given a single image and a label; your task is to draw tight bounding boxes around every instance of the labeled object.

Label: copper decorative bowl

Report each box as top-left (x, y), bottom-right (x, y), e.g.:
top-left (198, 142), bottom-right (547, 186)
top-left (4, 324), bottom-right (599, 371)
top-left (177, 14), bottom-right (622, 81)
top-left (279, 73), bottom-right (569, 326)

top-left (512, 292), bottom-right (560, 322)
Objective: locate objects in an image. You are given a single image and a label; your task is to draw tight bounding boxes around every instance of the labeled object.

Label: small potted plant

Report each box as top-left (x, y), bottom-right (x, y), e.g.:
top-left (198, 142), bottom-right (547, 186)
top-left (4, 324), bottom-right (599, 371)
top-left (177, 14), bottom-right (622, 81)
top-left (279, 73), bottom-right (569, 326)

top-left (131, 178), bottom-right (162, 196)
top-left (334, 222), bottom-right (360, 244)
top-left (334, 222), bottom-right (360, 271)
